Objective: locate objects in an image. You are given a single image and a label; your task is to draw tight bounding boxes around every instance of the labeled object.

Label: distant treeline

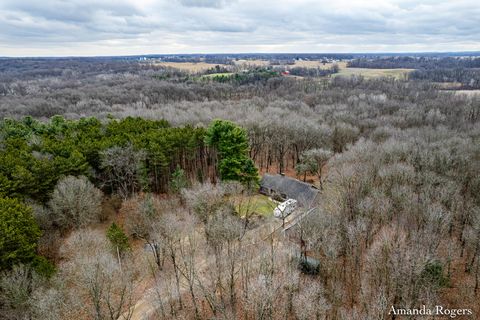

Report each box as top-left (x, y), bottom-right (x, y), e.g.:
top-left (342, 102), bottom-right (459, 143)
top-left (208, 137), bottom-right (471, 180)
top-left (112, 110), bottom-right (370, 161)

top-left (149, 53), bottom-right (355, 63)
top-left (0, 57), bottom-right (184, 82)
top-left (206, 69), bottom-right (280, 85)
top-left (286, 65), bottom-right (339, 77)
top-left (409, 68), bottom-right (480, 89)
top-left (205, 65), bottom-right (339, 84)
top-left (347, 57), bottom-right (480, 88)
top-left (348, 56), bottom-right (480, 69)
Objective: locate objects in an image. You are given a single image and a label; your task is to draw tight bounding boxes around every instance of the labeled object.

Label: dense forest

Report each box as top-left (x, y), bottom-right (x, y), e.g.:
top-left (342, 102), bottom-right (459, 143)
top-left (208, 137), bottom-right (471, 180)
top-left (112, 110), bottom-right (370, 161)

top-left (1, 57), bottom-right (480, 319)
top-left (0, 116), bottom-right (214, 200)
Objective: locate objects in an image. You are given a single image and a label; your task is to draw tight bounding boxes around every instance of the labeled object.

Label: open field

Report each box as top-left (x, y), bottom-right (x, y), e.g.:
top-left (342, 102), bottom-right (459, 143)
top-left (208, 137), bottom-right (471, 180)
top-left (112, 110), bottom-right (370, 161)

top-left (433, 82), bottom-right (463, 89)
top-left (153, 60), bottom-right (412, 80)
top-left (153, 61), bottom-right (228, 72)
top-left (335, 66), bottom-right (413, 79)
top-left (454, 89), bottom-right (480, 96)
top-left (233, 59), bottom-right (270, 67)
top-left (292, 60), bottom-right (412, 79)
top-left (293, 60), bottom-right (343, 69)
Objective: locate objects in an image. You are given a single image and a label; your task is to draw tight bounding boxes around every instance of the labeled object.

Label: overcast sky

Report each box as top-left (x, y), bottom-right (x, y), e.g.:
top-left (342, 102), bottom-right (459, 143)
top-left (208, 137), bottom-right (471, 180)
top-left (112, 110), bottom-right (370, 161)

top-left (0, 0), bottom-right (479, 56)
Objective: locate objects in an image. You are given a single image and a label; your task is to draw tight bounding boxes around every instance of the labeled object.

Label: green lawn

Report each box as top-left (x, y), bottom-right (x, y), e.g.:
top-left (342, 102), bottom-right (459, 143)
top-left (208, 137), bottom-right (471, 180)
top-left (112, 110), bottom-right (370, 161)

top-left (235, 194), bottom-right (277, 217)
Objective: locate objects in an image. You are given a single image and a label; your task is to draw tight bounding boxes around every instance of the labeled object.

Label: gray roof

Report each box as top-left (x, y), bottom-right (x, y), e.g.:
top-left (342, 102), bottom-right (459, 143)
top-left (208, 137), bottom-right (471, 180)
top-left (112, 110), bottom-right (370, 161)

top-left (260, 174), bottom-right (319, 207)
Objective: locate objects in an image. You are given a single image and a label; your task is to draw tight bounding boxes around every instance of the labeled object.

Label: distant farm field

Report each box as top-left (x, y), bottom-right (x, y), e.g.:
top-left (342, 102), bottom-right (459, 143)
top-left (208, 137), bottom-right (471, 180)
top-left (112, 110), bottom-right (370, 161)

top-left (454, 90), bottom-right (480, 97)
top-left (293, 60), bottom-right (339, 69)
top-left (153, 62), bottom-right (227, 72)
top-left (153, 60), bottom-right (413, 79)
top-left (434, 82), bottom-right (463, 89)
top-left (335, 66), bottom-right (413, 79)
top-left (292, 60), bottom-right (412, 79)
top-left (233, 59), bottom-right (270, 67)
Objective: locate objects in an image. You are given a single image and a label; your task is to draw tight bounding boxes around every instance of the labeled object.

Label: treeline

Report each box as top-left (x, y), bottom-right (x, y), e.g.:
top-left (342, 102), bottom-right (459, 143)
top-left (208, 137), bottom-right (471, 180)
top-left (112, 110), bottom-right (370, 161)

top-left (0, 116), bottom-right (213, 202)
top-left (0, 116), bottom-right (256, 198)
top-left (286, 65), bottom-right (339, 77)
top-left (347, 57), bottom-right (480, 88)
top-left (144, 53), bottom-right (354, 62)
top-left (410, 68), bottom-right (480, 89)
top-left (348, 56), bottom-right (480, 69)
top-left (0, 57), bottom-right (177, 82)
top-left (206, 69), bottom-right (280, 85)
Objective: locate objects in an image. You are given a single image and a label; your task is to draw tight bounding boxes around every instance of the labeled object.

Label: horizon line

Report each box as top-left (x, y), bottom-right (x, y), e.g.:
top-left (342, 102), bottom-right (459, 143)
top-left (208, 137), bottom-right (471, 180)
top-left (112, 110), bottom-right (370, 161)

top-left (2, 50), bottom-right (480, 59)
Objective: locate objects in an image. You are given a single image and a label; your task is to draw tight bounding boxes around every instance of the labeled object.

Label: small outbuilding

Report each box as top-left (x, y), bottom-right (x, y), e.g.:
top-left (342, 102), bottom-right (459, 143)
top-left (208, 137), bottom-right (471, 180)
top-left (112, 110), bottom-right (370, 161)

top-left (259, 174), bottom-right (319, 208)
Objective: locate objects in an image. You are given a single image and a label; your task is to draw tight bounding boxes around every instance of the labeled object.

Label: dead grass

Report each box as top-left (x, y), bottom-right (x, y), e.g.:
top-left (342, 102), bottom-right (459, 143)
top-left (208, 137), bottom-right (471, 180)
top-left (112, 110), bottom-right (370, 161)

top-left (293, 60), bottom-right (343, 69)
top-left (153, 59), bottom-right (412, 79)
top-left (335, 66), bottom-right (413, 79)
top-left (291, 60), bottom-right (412, 79)
top-left (454, 90), bottom-right (480, 97)
top-left (434, 82), bottom-right (463, 89)
top-left (233, 59), bottom-right (270, 67)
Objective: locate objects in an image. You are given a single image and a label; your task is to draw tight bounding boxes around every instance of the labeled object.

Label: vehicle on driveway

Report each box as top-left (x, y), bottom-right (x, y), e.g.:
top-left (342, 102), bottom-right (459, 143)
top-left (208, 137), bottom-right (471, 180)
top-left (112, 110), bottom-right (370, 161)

top-left (273, 199), bottom-right (298, 218)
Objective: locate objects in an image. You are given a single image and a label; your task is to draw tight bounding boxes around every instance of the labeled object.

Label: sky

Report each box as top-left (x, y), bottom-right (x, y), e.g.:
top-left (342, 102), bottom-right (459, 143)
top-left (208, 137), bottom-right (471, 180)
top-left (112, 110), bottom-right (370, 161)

top-left (0, 0), bottom-right (479, 57)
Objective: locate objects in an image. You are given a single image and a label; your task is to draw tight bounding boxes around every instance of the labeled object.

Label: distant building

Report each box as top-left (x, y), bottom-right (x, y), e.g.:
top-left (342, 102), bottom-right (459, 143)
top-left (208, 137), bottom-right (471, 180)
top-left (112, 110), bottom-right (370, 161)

top-left (259, 174), bottom-right (319, 208)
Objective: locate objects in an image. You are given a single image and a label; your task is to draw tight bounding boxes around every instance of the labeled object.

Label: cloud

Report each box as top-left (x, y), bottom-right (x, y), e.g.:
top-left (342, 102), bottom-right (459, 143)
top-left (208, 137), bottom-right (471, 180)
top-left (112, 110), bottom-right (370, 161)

top-left (177, 0), bottom-right (234, 8)
top-left (0, 0), bottom-right (479, 56)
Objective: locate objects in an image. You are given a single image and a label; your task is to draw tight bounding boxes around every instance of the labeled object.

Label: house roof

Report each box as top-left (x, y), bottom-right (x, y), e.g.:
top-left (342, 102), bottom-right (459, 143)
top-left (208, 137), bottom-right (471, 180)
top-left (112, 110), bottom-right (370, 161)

top-left (260, 174), bottom-right (319, 207)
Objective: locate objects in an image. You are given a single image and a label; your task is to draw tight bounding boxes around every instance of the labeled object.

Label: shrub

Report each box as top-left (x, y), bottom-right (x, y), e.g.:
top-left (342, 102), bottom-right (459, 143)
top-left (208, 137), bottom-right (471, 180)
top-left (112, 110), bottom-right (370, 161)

top-left (421, 260), bottom-right (449, 288)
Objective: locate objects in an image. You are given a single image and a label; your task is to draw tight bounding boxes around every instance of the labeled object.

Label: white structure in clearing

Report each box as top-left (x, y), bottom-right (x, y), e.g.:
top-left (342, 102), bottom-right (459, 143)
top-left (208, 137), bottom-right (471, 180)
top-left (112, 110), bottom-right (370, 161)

top-left (273, 199), bottom-right (298, 218)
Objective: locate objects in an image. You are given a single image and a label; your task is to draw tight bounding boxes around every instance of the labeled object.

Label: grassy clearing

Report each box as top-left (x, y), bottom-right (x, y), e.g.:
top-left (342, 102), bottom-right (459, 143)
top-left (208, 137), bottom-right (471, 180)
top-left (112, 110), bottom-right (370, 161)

top-left (235, 194), bottom-right (277, 217)
top-left (335, 66), bottom-right (413, 79)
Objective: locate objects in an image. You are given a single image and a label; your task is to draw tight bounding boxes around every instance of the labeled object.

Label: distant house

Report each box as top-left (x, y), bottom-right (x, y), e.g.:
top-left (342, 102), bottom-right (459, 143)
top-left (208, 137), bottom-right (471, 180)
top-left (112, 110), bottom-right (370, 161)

top-left (259, 174), bottom-right (319, 208)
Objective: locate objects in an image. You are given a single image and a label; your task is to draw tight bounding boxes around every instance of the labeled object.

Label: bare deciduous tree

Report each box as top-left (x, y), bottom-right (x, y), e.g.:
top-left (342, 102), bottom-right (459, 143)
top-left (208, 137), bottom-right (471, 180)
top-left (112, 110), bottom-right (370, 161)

top-left (49, 175), bottom-right (103, 230)
top-left (100, 144), bottom-right (147, 198)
